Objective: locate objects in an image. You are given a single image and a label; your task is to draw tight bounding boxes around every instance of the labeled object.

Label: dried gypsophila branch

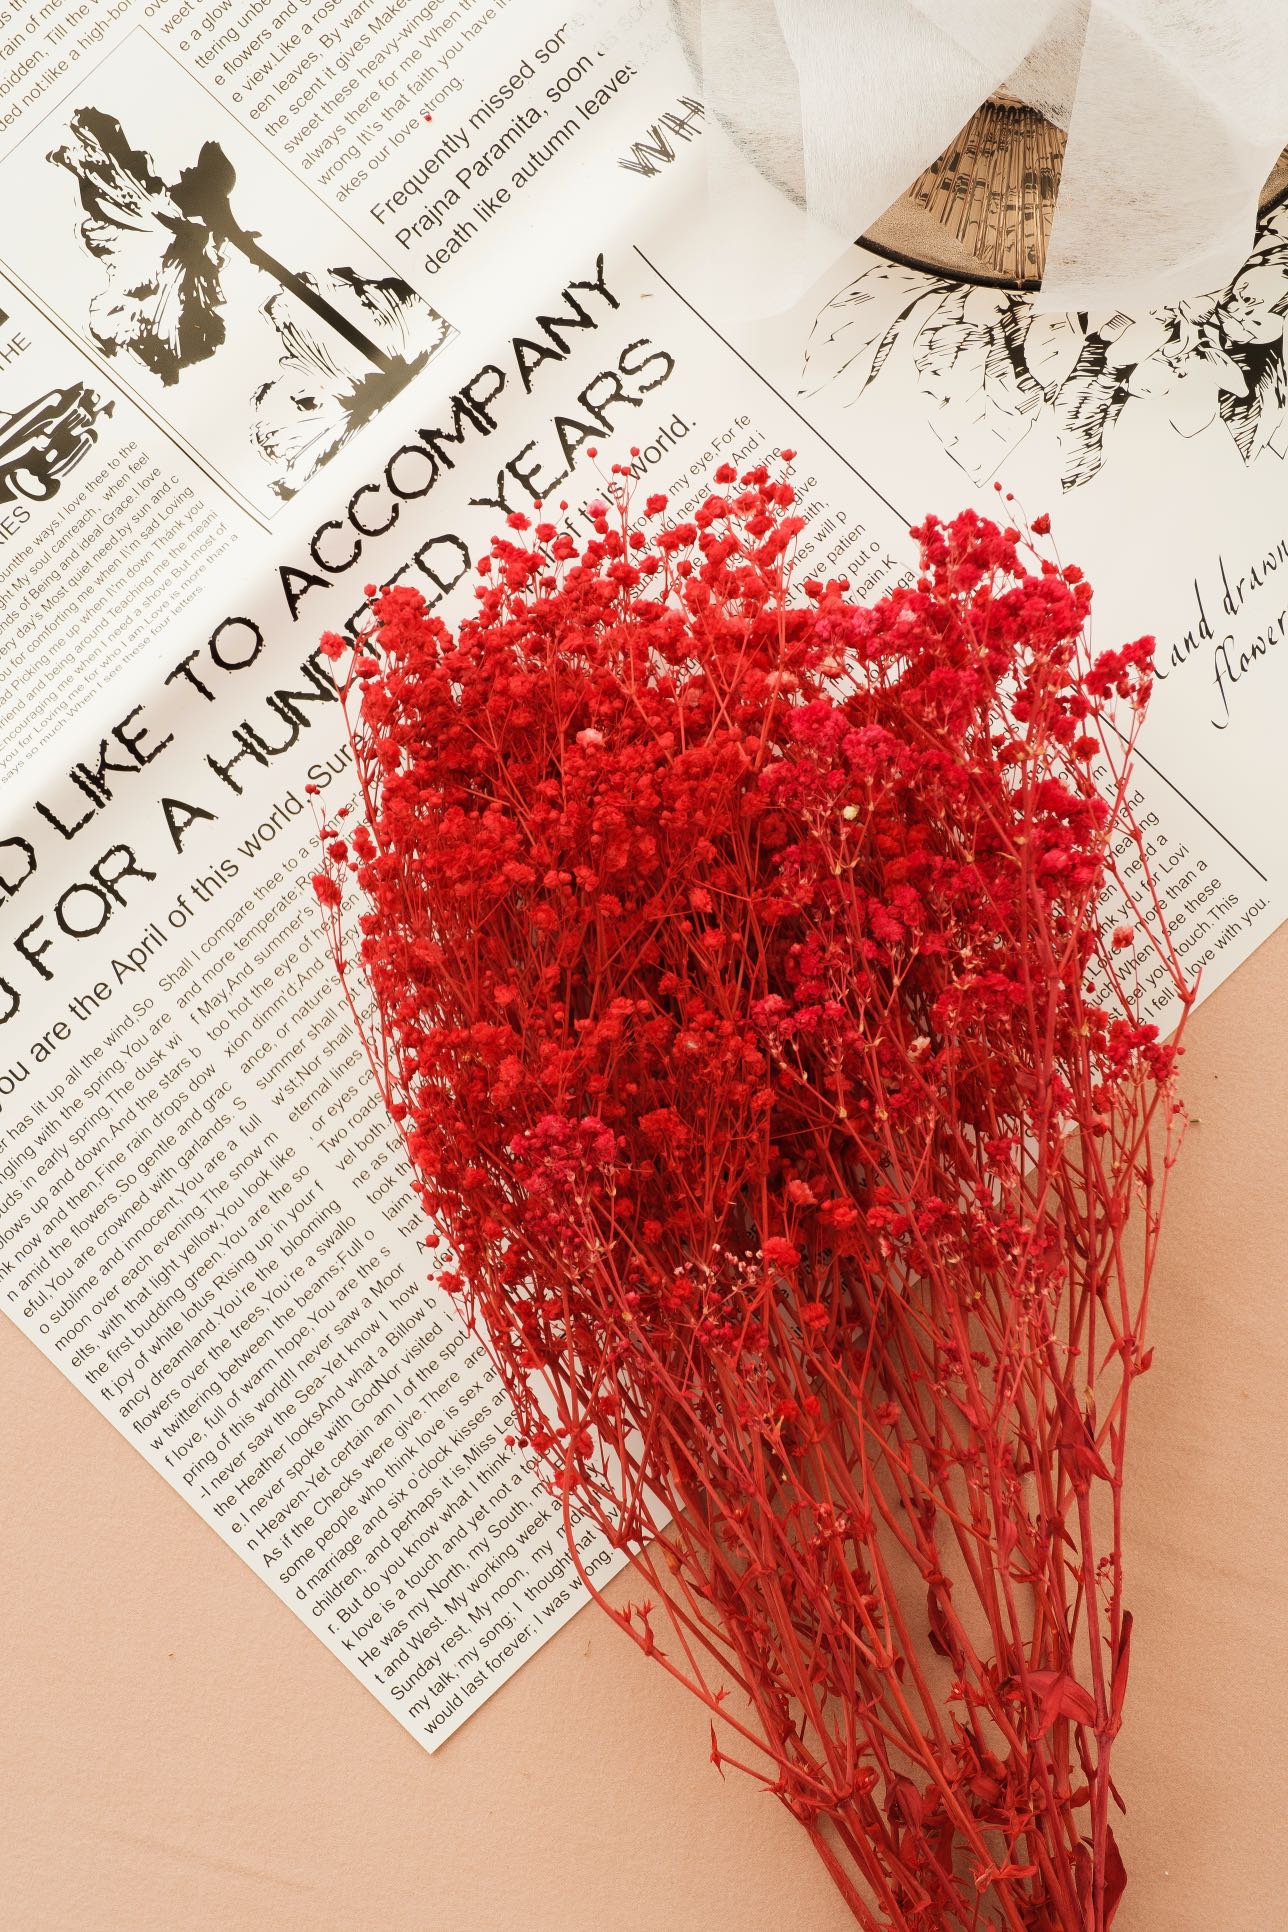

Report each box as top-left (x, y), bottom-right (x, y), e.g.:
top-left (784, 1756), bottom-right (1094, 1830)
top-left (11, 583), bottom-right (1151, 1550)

top-left (310, 460), bottom-right (1189, 1931)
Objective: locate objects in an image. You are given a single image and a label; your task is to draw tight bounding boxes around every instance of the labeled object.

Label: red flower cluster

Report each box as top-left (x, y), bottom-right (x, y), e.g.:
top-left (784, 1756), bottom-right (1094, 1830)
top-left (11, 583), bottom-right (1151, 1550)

top-left (313, 467), bottom-right (1187, 1931)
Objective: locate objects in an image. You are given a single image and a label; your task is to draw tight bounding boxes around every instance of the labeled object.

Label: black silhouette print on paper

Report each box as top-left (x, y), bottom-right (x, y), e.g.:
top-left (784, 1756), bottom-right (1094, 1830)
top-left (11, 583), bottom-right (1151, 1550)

top-left (801, 204), bottom-right (1288, 492)
top-left (48, 108), bottom-right (448, 501)
top-left (0, 381), bottom-right (112, 506)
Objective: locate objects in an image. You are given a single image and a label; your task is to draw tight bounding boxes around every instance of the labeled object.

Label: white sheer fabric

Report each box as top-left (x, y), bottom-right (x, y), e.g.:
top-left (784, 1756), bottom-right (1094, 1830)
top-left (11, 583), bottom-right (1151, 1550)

top-left (679, 0), bottom-right (1288, 312)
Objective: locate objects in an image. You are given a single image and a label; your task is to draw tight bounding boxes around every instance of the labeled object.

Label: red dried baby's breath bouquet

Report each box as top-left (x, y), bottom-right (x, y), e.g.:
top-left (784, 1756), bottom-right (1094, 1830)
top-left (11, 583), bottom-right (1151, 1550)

top-left (312, 464), bottom-right (1188, 1930)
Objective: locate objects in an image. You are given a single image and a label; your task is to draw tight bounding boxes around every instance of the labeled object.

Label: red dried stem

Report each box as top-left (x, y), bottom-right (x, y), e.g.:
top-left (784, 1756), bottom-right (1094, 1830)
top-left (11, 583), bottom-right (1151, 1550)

top-left (312, 466), bottom-right (1188, 1930)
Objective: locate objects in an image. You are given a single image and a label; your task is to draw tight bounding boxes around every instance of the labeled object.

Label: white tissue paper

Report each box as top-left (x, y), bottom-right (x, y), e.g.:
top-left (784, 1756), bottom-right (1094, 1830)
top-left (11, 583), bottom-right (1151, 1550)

top-left (673, 0), bottom-right (1288, 314)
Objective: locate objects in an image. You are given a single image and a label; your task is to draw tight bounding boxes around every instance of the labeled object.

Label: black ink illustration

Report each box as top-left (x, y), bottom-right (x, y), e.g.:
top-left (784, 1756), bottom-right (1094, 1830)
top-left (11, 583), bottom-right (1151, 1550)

top-left (802, 205), bottom-right (1288, 491)
top-left (47, 108), bottom-right (448, 500)
top-left (250, 268), bottom-right (437, 498)
top-left (0, 382), bottom-right (112, 505)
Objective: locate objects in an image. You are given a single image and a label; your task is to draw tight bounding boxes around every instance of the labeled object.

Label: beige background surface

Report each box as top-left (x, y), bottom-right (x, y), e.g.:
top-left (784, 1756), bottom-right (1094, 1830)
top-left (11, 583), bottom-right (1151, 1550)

top-left (3, 928), bottom-right (1287, 1932)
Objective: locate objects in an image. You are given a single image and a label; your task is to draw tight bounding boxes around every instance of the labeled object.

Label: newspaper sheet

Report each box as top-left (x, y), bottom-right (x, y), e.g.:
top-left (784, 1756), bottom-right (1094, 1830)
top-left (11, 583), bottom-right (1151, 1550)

top-left (3, 0), bottom-right (1286, 1751)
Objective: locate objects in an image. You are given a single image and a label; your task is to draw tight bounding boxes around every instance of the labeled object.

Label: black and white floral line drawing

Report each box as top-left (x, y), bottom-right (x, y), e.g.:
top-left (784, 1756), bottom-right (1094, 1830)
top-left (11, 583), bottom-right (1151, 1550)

top-left (251, 268), bottom-right (440, 501)
top-left (801, 205), bottom-right (1288, 491)
top-left (47, 107), bottom-right (447, 499)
